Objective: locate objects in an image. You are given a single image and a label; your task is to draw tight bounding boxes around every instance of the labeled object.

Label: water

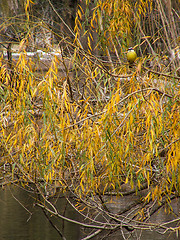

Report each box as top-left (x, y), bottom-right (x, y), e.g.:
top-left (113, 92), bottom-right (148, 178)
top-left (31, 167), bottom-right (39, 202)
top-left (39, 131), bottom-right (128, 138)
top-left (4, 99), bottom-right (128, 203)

top-left (0, 186), bottom-right (80, 240)
top-left (0, 186), bottom-right (179, 240)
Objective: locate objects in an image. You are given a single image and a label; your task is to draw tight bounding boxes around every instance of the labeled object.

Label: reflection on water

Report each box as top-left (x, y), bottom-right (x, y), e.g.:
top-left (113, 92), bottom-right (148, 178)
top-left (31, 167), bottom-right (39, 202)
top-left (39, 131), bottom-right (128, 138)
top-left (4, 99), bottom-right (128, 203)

top-left (0, 186), bottom-right (80, 240)
top-left (0, 186), bottom-right (179, 240)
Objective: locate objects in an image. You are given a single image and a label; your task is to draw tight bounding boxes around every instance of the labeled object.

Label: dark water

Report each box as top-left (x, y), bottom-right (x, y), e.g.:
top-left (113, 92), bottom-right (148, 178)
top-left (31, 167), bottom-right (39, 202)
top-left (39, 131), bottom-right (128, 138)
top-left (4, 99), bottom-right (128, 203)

top-left (0, 187), bottom-right (179, 240)
top-left (0, 187), bottom-right (80, 240)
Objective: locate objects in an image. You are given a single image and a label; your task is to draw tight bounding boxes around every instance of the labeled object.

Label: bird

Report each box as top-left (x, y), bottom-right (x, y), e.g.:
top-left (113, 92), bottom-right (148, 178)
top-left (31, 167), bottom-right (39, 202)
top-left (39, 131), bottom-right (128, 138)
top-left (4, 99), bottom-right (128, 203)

top-left (127, 47), bottom-right (137, 64)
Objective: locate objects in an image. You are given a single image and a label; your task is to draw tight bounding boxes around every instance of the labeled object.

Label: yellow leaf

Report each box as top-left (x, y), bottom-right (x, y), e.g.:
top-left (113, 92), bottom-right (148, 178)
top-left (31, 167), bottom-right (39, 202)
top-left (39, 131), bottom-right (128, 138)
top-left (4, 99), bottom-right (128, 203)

top-left (88, 37), bottom-right (92, 51)
top-left (125, 176), bottom-right (128, 184)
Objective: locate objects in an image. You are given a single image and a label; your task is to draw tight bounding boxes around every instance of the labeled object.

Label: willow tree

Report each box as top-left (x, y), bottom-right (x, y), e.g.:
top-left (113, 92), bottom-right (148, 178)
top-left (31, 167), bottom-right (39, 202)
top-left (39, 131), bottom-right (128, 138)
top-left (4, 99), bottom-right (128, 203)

top-left (0, 0), bottom-right (179, 239)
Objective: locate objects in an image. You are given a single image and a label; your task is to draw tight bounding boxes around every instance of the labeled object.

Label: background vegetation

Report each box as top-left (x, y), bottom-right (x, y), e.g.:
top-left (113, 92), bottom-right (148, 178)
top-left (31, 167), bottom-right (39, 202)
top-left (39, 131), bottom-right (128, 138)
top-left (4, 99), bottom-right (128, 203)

top-left (0, 0), bottom-right (180, 239)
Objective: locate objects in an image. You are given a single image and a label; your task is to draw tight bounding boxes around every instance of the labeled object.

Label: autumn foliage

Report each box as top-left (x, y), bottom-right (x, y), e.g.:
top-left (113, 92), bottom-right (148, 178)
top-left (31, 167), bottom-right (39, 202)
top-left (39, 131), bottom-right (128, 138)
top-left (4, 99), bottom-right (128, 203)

top-left (0, 0), bottom-right (180, 238)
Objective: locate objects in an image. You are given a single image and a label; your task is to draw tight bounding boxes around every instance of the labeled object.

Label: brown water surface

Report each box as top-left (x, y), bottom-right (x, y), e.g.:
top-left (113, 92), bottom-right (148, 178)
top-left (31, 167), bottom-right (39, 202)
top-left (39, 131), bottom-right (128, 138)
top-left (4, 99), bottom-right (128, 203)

top-left (0, 186), bottom-right (179, 240)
